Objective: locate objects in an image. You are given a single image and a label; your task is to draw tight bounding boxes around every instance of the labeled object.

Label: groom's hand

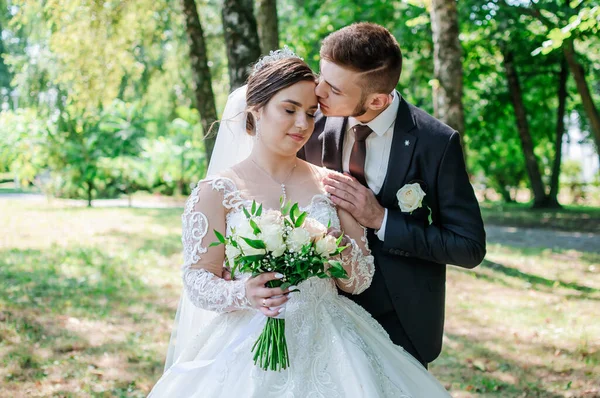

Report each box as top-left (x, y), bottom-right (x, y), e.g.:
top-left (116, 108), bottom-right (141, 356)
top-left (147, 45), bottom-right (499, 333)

top-left (323, 172), bottom-right (385, 230)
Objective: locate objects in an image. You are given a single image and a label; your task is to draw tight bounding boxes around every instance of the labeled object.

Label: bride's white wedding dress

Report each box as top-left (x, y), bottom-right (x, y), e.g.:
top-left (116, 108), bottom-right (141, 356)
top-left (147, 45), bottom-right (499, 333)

top-left (149, 170), bottom-right (450, 397)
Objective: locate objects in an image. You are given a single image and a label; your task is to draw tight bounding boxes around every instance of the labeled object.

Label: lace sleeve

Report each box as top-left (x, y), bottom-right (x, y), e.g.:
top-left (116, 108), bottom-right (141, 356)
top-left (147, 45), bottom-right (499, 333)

top-left (181, 177), bottom-right (252, 313)
top-left (335, 209), bottom-right (375, 295)
top-left (183, 268), bottom-right (252, 313)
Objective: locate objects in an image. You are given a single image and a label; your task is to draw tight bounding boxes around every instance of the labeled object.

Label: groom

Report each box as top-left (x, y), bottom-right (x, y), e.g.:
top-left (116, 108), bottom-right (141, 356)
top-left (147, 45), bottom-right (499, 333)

top-left (298, 23), bottom-right (486, 368)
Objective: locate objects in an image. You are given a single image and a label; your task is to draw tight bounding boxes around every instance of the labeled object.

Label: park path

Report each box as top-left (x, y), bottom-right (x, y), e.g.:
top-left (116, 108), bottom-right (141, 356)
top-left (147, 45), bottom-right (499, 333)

top-left (485, 225), bottom-right (599, 253)
top-left (1, 194), bottom-right (598, 253)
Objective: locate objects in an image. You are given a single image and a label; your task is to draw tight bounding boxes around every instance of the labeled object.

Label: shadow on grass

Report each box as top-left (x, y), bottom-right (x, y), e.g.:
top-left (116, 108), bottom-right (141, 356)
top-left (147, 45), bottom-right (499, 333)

top-left (480, 259), bottom-right (599, 294)
top-left (0, 245), bottom-right (172, 394)
top-left (0, 246), bottom-right (174, 319)
top-left (437, 332), bottom-right (569, 397)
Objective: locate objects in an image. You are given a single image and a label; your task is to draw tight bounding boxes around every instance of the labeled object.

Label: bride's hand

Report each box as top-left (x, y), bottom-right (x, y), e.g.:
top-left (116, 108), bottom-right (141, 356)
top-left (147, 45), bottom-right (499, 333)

top-left (245, 272), bottom-right (292, 318)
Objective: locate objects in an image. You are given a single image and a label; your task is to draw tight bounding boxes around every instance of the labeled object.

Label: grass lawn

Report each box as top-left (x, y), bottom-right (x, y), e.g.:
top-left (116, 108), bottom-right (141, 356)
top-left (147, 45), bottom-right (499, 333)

top-left (1, 199), bottom-right (598, 397)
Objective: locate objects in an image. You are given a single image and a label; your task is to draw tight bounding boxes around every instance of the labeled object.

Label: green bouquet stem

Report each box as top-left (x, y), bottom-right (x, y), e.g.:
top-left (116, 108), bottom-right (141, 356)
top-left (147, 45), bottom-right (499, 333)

top-left (251, 317), bottom-right (289, 371)
top-left (250, 278), bottom-right (290, 371)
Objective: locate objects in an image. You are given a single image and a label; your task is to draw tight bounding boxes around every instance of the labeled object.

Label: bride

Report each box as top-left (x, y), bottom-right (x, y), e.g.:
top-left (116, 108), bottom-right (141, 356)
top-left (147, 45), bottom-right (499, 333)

top-left (148, 50), bottom-right (451, 397)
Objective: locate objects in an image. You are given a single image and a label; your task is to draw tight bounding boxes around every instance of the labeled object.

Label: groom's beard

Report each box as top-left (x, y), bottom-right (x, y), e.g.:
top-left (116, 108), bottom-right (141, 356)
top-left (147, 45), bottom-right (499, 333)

top-left (350, 92), bottom-right (368, 118)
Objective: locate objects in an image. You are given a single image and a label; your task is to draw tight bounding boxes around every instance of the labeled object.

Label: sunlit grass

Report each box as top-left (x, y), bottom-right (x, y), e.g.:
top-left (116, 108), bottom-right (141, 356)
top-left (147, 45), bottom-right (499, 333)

top-left (1, 199), bottom-right (599, 396)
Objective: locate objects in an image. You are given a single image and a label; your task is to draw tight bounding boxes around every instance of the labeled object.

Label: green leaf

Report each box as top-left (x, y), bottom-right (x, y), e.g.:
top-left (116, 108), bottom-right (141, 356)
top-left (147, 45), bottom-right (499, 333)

top-left (295, 212), bottom-right (307, 228)
top-left (280, 282), bottom-right (291, 291)
top-left (256, 204), bottom-right (263, 217)
top-left (241, 237), bottom-right (266, 249)
top-left (280, 200), bottom-right (292, 216)
top-left (250, 219), bottom-right (262, 235)
top-left (243, 206), bottom-right (252, 220)
top-left (209, 241), bottom-right (221, 247)
top-left (214, 229), bottom-right (226, 244)
top-left (251, 201), bottom-right (256, 214)
top-left (291, 203), bottom-right (301, 219)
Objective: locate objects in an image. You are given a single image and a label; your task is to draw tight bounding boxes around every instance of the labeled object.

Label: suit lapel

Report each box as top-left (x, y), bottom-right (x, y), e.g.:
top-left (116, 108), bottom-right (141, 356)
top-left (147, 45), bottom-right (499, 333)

top-left (379, 96), bottom-right (418, 207)
top-left (319, 116), bottom-right (347, 172)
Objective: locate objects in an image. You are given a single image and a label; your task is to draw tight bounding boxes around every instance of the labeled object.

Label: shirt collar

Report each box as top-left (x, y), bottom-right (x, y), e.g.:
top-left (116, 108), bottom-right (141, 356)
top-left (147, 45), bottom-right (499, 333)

top-left (347, 90), bottom-right (399, 137)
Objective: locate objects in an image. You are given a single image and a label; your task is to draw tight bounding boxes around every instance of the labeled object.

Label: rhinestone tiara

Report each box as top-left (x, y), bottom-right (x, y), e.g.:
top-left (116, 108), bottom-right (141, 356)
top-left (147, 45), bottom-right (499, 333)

top-left (253, 45), bottom-right (303, 72)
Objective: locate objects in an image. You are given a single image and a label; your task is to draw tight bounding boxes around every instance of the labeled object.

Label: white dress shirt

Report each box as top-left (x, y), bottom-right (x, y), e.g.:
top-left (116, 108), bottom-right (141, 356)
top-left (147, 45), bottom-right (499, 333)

top-left (342, 91), bottom-right (400, 241)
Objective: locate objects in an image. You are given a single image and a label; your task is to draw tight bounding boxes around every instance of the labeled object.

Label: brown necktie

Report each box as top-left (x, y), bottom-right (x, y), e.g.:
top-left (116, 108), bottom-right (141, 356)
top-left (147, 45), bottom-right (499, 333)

top-left (349, 124), bottom-right (373, 187)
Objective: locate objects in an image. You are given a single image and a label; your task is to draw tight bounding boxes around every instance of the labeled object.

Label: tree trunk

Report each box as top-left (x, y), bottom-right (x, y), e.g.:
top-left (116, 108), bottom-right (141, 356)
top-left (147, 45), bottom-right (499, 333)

top-left (86, 180), bottom-right (93, 208)
top-left (501, 46), bottom-right (548, 207)
top-left (562, 39), bottom-right (600, 165)
top-left (256, 0), bottom-right (279, 54)
top-left (181, 0), bottom-right (218, 162)
top-left (547, 57), bottom-right (568, 208)
top-left (430, 0), bottom-right (465, 135)
top-left (496, 179), bottom-right (514, 203)
top-left (222, 0), bottom-right (261, 91)
top-left (429, 0), bottom-right (468, 171)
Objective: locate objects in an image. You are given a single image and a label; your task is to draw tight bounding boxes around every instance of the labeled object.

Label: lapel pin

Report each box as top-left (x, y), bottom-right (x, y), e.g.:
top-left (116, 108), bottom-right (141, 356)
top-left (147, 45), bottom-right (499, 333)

top-left (405, 140), bottom-right (410, 147)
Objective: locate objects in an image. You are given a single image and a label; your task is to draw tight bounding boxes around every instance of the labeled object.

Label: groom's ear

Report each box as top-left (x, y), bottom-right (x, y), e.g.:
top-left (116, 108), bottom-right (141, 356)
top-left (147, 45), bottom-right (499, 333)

top-left (365, 93), bottom-right (392, 111)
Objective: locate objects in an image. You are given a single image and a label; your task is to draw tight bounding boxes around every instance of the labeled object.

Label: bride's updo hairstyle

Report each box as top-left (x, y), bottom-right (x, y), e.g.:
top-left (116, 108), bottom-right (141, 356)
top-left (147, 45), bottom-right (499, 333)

top-left (245, 52), bottom-right (316, 135)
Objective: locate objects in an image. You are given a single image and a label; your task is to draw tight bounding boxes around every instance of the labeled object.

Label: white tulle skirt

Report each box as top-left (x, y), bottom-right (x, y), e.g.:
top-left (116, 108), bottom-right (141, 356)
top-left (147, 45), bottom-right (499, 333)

top-left (149, 278), bottom-right (450, 398)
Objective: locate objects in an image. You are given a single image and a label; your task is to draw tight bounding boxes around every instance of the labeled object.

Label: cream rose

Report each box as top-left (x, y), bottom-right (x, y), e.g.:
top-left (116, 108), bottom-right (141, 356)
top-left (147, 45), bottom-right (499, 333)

top-left (257, 209), bottom-right (284, 230)
top-left (302, 217), bottom-right (327, 241)
top-left (287, 228), bottom-right (311, 252)
top-left (315, 235), bottom-right (338, 257)
top-left (396, 183), bottom-right (426, 213)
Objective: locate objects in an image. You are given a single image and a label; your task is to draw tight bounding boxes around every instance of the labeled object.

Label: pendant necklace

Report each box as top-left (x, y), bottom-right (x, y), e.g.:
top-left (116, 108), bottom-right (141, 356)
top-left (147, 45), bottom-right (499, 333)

top-left (251, 159), bottom-right (297, 203)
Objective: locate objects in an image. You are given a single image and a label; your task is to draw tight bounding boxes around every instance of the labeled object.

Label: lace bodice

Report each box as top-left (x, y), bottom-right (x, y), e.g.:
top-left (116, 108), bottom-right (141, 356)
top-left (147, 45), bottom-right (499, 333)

top-left (181, 175), bottom-right (375, 314)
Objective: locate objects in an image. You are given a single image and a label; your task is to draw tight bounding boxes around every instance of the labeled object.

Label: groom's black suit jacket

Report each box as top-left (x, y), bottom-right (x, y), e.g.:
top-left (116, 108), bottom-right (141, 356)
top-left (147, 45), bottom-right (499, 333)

top-left (299, 94), bottom-right (486, 363)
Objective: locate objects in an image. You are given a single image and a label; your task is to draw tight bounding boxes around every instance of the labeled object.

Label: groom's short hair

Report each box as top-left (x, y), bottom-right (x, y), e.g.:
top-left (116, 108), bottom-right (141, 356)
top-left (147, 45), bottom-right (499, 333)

top-left (320, 23), bottom-right (402, 95)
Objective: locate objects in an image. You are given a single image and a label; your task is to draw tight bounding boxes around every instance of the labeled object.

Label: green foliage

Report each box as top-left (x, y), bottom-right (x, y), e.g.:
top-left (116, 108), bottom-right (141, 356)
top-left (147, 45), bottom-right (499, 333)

top-left (1, 0), bottom-right (598, 206)
top-left (0, 109), bottom-right (49, 181)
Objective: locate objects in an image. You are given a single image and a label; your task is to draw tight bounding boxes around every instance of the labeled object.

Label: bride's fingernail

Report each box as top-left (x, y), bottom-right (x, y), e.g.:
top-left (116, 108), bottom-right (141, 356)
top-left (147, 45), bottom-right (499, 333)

top-left (274, 273), bottom-right (284, 279)
top-left (278, 307), bottom-right (285, 314)
top-left (288, 285), bottom-right (298, 291)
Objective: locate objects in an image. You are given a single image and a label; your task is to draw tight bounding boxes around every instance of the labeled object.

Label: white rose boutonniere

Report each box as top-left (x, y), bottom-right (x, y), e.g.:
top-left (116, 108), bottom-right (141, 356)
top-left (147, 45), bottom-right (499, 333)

top-left (396, 182), bottom-right (432, 225)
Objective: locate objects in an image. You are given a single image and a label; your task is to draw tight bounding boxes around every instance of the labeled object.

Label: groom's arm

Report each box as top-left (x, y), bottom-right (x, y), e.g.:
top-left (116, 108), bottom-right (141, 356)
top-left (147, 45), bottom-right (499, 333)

top-left (382, 132), bottom-right (486, 268)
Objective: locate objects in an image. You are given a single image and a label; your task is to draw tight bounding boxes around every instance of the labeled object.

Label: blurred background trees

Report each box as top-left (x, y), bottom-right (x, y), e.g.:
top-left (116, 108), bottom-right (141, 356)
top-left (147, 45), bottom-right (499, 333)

top-left (0, 0), bottom-right (598, 207)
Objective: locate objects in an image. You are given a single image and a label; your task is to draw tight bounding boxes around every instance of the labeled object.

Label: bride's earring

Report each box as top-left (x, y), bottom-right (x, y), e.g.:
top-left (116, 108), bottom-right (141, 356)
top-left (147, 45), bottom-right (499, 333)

top-left (255, 117), bottom-right (261, 139)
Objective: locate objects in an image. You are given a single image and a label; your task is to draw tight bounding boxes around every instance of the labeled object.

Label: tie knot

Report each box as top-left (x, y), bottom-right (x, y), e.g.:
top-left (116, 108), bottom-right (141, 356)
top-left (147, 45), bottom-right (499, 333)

top-left (353, 124), bottom-right (373, 142)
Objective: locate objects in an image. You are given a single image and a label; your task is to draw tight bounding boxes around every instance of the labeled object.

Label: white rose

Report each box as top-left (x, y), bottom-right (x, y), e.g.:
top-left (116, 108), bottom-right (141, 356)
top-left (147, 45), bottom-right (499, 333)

top-left (236, 219), bottom-right (257, 240)
top-left (236, 220), bottom-right (265, 256)
top-left (287, 228), bottom-right (311, 252)
top-left (315, 235), bottom-right (338, 257)
top-left (302, 217), bottom-right (327, 241)
top-left (396, 183), bottom-right (426, 213)
top-left (225, 244), bottom-right (241, 265)
top-left (261, 224), bottom-right (286, 257)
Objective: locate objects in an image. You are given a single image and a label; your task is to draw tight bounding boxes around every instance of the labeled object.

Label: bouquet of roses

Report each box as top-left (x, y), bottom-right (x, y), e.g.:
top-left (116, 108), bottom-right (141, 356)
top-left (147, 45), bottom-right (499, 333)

top-left (211, 199), bottom-right (348, 372)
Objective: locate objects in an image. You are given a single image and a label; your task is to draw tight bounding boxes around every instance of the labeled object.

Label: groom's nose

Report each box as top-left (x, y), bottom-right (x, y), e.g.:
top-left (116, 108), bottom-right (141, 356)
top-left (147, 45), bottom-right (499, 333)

top-left (315, 80), bottom-right (327, 99)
